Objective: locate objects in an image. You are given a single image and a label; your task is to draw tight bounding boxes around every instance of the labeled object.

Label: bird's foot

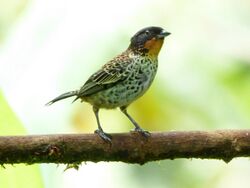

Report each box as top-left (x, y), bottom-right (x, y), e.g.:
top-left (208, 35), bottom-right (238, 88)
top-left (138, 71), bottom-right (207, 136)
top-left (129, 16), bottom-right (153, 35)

top-left (95, 129), bottom-right (112, 143)
top-left (132, 127), bottom-right (151, 138)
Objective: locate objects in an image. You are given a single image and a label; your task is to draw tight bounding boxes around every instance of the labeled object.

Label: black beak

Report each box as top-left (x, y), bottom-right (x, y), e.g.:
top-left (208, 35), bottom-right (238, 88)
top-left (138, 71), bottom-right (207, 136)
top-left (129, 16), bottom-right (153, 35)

top-left (157, 30), bottom-right (171, 39)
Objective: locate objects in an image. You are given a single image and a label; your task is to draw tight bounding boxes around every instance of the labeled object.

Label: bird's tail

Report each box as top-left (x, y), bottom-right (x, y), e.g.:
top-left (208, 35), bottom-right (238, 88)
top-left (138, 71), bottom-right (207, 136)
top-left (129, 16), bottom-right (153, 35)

top-left (46, 90), bottom-right (78, 105)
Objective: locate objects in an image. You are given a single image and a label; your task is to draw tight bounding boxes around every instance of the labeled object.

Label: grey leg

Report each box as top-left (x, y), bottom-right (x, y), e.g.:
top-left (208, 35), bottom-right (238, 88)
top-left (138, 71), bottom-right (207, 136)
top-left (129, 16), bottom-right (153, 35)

top-left (120, 106), bottom-right (150, 138)
top-left (93, 106), bottom-right (112, 143)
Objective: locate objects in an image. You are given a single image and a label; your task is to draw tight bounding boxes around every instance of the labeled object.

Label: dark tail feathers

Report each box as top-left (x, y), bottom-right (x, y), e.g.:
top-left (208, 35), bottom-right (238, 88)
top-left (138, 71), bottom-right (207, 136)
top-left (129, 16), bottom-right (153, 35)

top-left (46, 90), bottom-right (78, 105)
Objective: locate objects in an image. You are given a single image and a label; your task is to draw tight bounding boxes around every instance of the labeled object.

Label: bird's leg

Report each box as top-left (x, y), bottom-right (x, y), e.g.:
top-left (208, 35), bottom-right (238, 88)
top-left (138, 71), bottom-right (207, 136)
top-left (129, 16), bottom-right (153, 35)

top-left (93, 106), bottom-right (112, 143)
top-left (120, 106), bottom-right (150, 138)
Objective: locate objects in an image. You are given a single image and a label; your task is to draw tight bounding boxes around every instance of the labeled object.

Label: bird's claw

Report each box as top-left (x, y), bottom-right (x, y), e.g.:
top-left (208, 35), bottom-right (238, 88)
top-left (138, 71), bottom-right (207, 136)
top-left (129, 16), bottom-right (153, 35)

top-left (95, 129), bottom-right (112, 143)
top-left (132, 127), bottom-right (151, 138)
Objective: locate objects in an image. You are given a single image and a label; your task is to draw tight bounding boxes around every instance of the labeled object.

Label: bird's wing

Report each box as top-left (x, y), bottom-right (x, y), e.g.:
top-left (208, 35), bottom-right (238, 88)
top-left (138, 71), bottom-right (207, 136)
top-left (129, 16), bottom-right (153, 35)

top-left (78, 53), bottom-right (133, 96)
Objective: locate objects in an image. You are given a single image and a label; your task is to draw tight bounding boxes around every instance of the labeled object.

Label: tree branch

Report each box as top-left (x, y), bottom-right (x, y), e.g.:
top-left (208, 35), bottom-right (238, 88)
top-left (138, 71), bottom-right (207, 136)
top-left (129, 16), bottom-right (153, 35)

top-left (1, 130), bottom-right (250, 165)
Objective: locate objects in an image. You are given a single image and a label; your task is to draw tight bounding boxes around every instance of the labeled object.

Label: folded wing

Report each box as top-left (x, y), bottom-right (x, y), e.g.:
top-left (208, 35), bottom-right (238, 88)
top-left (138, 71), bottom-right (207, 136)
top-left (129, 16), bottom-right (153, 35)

top-left (78, 53), bottom-right (133, 97)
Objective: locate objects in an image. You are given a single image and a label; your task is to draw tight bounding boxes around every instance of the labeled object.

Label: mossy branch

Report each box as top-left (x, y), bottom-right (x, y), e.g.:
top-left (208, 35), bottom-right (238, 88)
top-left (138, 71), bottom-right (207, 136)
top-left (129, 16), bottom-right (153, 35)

top-left (1, 130), bottom-right (250, 165)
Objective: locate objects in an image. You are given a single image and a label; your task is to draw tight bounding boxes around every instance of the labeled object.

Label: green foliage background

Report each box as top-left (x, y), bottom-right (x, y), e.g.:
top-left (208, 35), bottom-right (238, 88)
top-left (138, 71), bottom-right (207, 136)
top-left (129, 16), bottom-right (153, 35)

top-left (0, 0), bottom-right (250, 187)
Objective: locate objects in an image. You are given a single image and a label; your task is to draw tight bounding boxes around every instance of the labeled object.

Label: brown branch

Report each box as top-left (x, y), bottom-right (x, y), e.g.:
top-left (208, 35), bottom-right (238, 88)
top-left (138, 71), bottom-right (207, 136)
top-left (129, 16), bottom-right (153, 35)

top-left (1, 130), bottom-right (250, 165)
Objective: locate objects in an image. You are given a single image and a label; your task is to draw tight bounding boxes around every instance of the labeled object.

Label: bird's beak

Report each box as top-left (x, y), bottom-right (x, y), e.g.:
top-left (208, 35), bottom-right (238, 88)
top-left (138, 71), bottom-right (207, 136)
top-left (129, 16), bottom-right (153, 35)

top-left (157, 30), bottom-right (171, 39)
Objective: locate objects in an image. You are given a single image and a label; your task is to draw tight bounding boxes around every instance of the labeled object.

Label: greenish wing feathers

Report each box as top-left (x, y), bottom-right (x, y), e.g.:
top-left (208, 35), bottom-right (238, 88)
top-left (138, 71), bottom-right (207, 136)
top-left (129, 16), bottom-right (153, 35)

top-left (78, 54), bottom-right (132, 96)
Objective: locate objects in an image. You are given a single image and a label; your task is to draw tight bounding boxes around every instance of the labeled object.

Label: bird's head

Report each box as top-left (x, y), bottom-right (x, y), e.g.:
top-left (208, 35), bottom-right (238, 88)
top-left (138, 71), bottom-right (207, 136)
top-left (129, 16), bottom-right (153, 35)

top-left (129, 26), bottom-right (170, 57)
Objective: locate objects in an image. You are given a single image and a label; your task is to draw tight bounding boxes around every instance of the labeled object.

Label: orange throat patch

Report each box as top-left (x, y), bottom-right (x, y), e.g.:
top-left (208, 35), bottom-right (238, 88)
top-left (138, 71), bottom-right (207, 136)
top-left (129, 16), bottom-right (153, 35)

top-left (144, 37), bottom-right (164, 57)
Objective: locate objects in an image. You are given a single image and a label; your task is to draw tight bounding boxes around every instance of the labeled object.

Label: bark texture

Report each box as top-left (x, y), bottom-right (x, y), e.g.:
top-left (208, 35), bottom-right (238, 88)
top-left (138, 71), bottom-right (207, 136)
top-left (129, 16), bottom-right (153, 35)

top-left (1, 130), bottom-right (250, 165)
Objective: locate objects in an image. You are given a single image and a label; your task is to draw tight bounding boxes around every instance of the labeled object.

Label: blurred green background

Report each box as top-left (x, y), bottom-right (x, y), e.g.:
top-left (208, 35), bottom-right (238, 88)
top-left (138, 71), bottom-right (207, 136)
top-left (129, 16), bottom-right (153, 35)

top-left (0, 0), bottom-right (250, 187)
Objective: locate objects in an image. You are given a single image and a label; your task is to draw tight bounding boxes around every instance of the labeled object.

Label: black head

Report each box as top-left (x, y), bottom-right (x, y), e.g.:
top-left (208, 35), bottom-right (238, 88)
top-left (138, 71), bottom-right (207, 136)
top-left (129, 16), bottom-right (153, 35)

top-left (129, 26), bottom-right (170, 51)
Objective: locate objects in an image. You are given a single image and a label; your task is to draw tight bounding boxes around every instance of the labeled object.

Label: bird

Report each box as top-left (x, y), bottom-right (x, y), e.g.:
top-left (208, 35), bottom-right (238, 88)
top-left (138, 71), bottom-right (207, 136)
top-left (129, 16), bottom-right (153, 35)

top-left (46, 26), bottom-right (170, 143)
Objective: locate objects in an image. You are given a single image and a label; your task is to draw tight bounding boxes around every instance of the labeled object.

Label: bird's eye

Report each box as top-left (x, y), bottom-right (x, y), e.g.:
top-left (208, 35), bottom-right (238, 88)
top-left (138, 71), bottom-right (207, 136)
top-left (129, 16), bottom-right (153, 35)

top-left (145, 30), bottom-right (150, 35)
